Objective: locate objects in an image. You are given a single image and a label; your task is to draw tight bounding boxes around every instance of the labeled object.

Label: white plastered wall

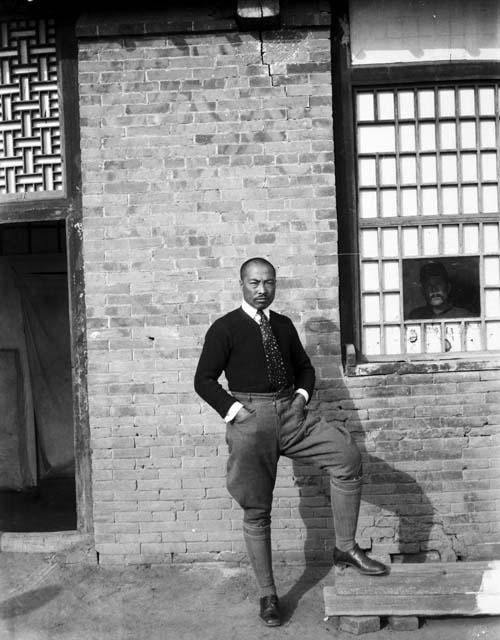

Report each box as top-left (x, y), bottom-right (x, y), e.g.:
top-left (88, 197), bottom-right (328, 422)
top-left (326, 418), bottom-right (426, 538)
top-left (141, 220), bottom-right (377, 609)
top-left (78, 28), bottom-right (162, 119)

top-left (350, 0), bottom-right (500, 65)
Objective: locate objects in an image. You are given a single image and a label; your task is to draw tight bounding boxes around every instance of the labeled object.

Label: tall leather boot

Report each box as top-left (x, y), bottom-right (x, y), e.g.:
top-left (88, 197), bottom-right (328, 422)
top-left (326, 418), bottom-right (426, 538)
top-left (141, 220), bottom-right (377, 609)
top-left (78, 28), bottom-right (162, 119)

top-left (330, 477), bottom-right (388, 575)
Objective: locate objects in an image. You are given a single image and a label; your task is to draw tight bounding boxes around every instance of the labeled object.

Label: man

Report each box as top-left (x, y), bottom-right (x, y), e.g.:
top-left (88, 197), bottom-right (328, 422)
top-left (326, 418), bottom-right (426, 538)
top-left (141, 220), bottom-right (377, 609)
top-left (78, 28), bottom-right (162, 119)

top-left (194, 257), bottom-right (387, 627)
top-left (408, 261), bottom-right (471, 320)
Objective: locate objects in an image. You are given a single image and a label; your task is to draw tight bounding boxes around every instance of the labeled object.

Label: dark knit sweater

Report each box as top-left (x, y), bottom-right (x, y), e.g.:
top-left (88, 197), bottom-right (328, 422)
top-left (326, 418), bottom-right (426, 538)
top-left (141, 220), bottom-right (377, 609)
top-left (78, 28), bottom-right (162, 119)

top-left (194, 308), bottom-right (315, 418)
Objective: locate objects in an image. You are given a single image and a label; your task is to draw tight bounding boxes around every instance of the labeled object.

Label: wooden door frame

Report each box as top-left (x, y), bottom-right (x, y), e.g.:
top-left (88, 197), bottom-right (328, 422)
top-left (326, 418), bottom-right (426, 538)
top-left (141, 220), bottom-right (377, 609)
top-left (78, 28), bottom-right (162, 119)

top-left (0, 14), bottom-right (93, 536)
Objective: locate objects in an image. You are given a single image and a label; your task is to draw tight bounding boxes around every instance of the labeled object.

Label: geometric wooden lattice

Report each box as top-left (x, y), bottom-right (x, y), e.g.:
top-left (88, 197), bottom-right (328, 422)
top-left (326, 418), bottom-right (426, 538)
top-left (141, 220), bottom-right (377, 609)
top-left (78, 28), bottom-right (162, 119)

top-left (0, 19), bottom-right (63, 195)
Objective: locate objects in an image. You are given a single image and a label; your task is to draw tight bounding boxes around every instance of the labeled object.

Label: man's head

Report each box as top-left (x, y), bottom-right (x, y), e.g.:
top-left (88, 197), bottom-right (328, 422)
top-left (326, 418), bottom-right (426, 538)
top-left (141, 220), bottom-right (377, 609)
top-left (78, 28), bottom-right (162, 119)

top-left (240, 257), bottom-right (276, 310)
top-left (420, 261), bottom-right (451, 314)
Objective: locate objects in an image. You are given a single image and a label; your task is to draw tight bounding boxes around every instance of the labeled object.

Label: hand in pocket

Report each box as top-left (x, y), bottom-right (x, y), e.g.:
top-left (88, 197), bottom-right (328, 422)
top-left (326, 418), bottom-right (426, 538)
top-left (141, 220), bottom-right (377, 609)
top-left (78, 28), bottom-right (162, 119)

top-left (233, 406), bottom-right (254, 424)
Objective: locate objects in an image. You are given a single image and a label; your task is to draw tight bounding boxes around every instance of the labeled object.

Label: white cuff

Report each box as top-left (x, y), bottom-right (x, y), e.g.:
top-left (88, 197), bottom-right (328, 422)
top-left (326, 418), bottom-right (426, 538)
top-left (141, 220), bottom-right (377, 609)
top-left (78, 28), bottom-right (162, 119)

top-left (225, 402), bottom-right (243, 423)
top-left (295, 388), bottom-right (309, 403)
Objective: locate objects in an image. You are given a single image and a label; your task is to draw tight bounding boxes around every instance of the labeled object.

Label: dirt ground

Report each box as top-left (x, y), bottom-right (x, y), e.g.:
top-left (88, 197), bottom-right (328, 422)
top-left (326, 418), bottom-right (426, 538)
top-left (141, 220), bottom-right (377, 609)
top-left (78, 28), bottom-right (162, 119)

top-left (1, 552), bottom-right (500, 640)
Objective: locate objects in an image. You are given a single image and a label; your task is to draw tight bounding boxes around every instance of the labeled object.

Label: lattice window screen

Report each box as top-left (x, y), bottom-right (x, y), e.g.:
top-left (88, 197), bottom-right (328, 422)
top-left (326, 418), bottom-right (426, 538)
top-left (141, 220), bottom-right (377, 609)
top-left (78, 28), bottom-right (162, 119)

top-left (0, 18), bottom-right (63, 195)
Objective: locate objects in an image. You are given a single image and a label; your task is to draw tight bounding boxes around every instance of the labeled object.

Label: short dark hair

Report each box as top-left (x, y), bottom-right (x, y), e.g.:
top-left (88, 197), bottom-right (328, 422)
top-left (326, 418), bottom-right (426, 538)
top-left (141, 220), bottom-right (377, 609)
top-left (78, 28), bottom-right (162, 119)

top-left (240, 257), bottom-right (276, 280)
top-left (420, 261), bottom-right (449, 285)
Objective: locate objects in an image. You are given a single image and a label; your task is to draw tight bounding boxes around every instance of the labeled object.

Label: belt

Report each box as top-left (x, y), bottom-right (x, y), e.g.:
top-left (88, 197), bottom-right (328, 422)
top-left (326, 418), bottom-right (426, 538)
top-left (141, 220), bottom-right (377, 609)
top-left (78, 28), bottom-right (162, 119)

top-left (231, 386), bottom-right (294, 401)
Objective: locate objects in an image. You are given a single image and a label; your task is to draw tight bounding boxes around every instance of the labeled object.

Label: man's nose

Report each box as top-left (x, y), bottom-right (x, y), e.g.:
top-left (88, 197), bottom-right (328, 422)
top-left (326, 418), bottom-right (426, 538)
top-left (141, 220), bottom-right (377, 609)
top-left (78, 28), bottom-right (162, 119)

top-left (256, 282), bottom-right (265, 293)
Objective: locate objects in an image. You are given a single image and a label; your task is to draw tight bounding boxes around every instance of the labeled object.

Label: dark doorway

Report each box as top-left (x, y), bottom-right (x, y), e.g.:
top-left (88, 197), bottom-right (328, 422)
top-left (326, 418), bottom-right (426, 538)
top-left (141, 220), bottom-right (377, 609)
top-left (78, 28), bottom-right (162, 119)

top-left (0, 220), bottom-right (76, 532)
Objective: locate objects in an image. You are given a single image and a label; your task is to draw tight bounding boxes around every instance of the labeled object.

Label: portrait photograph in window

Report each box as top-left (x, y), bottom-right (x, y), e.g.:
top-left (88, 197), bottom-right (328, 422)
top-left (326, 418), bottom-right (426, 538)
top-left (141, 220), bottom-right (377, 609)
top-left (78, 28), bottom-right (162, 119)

top-left (403, 257), bottom-right (481, 321)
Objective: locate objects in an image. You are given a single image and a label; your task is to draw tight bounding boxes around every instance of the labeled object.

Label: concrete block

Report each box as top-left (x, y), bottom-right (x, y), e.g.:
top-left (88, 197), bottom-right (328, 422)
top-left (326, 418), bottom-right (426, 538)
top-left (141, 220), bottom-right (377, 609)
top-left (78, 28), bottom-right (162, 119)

top-left (339, 616), bottom-right (381, 635)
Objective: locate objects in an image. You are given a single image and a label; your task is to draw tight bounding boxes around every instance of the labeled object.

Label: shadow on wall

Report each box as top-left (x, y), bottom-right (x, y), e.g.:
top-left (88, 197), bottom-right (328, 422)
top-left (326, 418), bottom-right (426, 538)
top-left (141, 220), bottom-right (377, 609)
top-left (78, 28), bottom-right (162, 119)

top-left (281, 317), bottom-right (441, 620)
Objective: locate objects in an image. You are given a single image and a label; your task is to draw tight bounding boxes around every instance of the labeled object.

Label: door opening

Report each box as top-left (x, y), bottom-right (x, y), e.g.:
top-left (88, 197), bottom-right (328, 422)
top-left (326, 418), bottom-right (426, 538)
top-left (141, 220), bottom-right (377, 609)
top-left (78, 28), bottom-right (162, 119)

top-left (0, 220), bottom-right (76, 532)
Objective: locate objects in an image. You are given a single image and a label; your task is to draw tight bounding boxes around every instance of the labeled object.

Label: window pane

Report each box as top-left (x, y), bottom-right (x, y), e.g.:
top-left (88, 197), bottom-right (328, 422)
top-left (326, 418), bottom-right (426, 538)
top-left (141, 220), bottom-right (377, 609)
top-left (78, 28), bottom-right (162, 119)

top-left (384, 293), bottom-right (400, 322)
top-left (484, 223), bottom-right (499, 252)
top-left (364, 327), bottom-right (381, 355)
top-left (480, 120), bottom-right (496, 148)
top-left (384, 326), bottom-right (401, 354)
top-left (381, 189), bottom-right (398, 217)
top-left (484, 256), bottom-right (500, 286)
top-left (363, 294), bottom-right (380, 322)
top-left (485, 289), bottom-right (500, 317)
top-left (481, 152), bottom-right (497, 181)
top-left (399, 124), bottom-right (416, 152)
top-left (362, 262), bottom-right (380, 290)
top-left (445, 323), bottom-right (462, 352)
top-left (365, 327), bottom-right (380, 356)
top-left (442, 187), bottom-right (459, 214)
top-left (459, 88), bottom-right (475, 116)
top-left (420, 123), bottom-right (436, 151)
top-left (440, 122), bottom-right (456, 149)
top-left (400, 156), bottom-right (417, 184)
top-left (360, 190), bottom-right (378, 218)
top-left (379, 157), bottom-right (397, 185)
top-left (401, 188), bottom-right (418, 216)
top-left (479, 88), bottom-right (495, 115)
top-left (464, 224), bottom-right (479, 252)
top-left (359, 158), bottom-right (377, 186)
top-left (398, 91), bottom-right (414, 119)
top-left (441, 155), bottom-right (458, 182)
top-left (438, 89), bottom-right (455, 117)
top-left (482, 185), bottom-right (498, 213)
top-left (358, 125), bottom-right (396, 153)
top-left (361, 229), bottom-right (379, 257)
top-left (425, 324), bottom-right (442, 352)
top-left (382, 228), bottom-right (399, 256)
top-left (402, 227), bottom-right (418, 256)
top-left (461, 154), bottom-right (477, 182)
top-left (423, 226), bottom-right (439, 255)
top-left (462, 186), bottom-right (479, 214)
top-left (406, 325), bottom-right (422, 354)
top-left (443, 225), bottom-right (460, 254)
top-left (378, 92), bottom-right (395, 120)
top-left (486, 321), bottom-right (500, 349)
top-left (466, 322), bottom-right (482, 351)
top-left (357, 93), bottom-right (375, 120)
top-left (460, 122), bottom-right (476, 148)
top-left (418, 90), bottom-right (435, 118)
top-left (383, 261), bottom-right (399, 289)
top-left (421, 155), bottom-right (437, 183)
top-left (422, 187), bottom-right (438, 215)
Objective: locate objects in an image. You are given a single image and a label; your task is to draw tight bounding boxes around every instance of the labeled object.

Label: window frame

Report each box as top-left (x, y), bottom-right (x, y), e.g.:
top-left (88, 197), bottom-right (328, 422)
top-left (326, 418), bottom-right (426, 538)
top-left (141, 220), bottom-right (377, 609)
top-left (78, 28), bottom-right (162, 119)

top-left (333, 4), bottom-right (500, 374)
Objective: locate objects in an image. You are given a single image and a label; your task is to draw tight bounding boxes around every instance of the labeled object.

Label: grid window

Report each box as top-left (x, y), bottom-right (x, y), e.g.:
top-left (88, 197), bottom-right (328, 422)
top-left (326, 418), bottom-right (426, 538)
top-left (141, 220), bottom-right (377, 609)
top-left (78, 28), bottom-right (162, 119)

top-left (356, 85), bottom-right (500, 357)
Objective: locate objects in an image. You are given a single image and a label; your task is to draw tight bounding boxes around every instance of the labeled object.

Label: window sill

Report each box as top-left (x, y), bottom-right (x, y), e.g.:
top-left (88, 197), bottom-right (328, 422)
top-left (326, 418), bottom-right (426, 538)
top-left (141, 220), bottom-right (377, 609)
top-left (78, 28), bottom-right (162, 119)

top-left (344, 344), bottom-right (500, 376)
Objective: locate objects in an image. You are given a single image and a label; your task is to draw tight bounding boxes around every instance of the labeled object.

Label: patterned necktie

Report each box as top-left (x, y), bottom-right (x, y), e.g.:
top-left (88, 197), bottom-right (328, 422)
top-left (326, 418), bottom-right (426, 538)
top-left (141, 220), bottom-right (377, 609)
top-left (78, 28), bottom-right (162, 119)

top-left (257, 310), bottom-right (288, 390)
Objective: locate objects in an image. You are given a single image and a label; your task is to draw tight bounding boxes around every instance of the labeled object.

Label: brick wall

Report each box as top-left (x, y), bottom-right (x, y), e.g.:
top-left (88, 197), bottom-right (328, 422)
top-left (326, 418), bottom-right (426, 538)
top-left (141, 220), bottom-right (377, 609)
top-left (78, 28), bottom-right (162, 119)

top-left (78, 2), bottom-right (337, 564)
top-left (344, 368), bottom-right (500, 562)
top-left (77, 1), bottom-right (500, 565)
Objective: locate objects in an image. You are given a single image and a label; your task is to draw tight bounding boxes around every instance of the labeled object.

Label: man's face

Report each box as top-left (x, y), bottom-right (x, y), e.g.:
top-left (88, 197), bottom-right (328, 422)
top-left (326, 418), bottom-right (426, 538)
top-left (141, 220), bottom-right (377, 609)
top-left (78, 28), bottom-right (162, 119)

top-left (423, 275), bottom-right (451, 312)
top-left (240, 262), bottom-right (276, 310)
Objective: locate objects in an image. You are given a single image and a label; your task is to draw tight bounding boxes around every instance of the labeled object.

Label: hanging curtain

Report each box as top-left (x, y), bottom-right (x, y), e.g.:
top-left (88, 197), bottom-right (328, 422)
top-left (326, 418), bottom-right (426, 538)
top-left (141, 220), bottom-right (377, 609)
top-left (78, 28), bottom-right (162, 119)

top-left (16, 269), bottom-right (75, 479)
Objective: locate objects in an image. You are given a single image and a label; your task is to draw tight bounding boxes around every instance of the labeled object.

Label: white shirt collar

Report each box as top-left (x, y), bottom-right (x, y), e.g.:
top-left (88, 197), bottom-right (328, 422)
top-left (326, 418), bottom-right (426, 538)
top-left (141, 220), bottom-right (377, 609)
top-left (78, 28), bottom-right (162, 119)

top-left (241, 299), bottom-right (270, 321)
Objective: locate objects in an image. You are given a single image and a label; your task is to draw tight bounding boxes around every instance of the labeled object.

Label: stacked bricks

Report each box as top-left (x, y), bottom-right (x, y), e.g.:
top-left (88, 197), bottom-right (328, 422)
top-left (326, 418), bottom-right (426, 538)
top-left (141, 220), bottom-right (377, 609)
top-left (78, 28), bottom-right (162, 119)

top-left (77, 2), bottom-right (337, 564)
